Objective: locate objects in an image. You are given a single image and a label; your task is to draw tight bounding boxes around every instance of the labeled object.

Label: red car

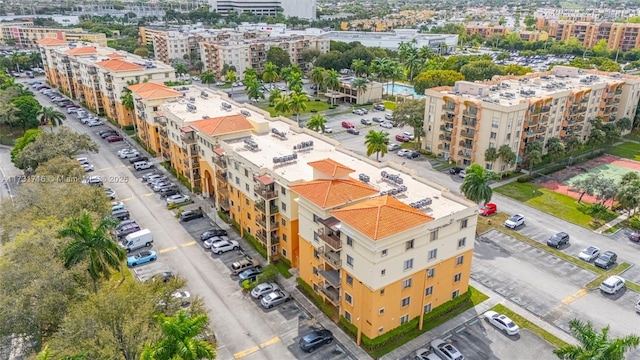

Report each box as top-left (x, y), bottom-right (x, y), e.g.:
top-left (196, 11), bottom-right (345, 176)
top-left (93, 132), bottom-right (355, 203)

top-left (395, 134), bottom-right (409, 142)
top-left (107, 135), bottom-right (124, 142)
top-left (480, 203), bottom-right (497, 216)
top-left (341, 121), bottom-right (354, 129)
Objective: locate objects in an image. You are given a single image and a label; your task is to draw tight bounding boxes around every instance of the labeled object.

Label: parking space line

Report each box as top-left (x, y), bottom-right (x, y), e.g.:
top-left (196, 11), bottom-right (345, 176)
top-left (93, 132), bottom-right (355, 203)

top-left (260, 337), bottom-right (280, 348)
top-left (562, 288), bottom-right (587, 304)
top-left (143, 193), bottom-right (155, 197)
top-left (158, 246), bottom-right (178, 253)
top-left (181, 241), bottom-right (196, 247)
top-left (97, 165), bottom-right (127, 171)
top-left (233, 346), bottom-right (259, 359)
top-left (119, 197), bottom-right (134, 202)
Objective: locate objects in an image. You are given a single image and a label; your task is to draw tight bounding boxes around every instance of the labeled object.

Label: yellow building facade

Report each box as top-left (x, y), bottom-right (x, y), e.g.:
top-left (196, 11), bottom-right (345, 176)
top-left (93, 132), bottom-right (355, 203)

top-left (2, 21), bottom-right (107, 48)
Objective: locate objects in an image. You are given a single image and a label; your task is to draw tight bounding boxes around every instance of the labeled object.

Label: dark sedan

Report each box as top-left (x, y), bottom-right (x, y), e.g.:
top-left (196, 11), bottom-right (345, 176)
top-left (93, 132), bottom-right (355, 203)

top-left (299, 329), bottom-right (333, 353)
top-left (128, 156), bottom-right (149, 164)
top-left (200, 229), bottom-right (228, 241)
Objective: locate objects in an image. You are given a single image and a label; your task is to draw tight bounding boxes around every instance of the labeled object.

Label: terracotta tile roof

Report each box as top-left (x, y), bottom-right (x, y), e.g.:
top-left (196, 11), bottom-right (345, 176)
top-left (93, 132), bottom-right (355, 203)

top-left (95, 59), bottom-right (144, 72)
top-left (65, 46), bottom-right (97, 55)
top-left (308, 159), bottom-right (355, 177)
top-left (128, 82), bottom-right (181, 100)
top-left (290, 179), bottom-right (378, 209)
top-left (213, 147), bottom-right (225, 156)
top-left (107, 53), bottom-right (126, 59)
top-left (189, 114), bottom-right (253, 136)
top-left (331, 196), bottom-right (434, 240)
top-left (255, 174), bottom-right (274, 185)
top-left (37, 38), bottom-right (66, 46)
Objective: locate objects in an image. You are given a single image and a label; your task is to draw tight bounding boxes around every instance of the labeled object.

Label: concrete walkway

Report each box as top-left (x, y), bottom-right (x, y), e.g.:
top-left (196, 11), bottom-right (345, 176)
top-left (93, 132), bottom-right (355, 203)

top-left (594, 209), bottom-right (636, 234)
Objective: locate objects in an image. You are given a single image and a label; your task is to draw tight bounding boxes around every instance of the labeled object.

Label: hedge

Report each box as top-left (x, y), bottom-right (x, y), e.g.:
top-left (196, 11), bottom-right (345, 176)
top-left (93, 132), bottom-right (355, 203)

top-left (243, 231), bottom-right (267, 259)
top-left (296, 278), bottom-right (335, 319)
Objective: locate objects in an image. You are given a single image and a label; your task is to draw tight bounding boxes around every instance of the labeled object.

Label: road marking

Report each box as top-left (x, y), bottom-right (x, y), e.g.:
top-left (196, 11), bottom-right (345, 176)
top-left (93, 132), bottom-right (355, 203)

top-left (561, 296), bottom-right (574, 305)
top-left (561, 289), bottom-right (587, 304)
top-left (233, 346), bottom-right (259, 359)
top-left (182, 241), bottom-right (196, 247)
top-left (158, 246), bottom-right (178, 253)
top-left (143, 193), bottom-right (155, 197)
top-left (260, 337), bottom-right (280, 348)
top-left (98, 165), bottom-right (126, 171)
top-left (120, 197), bottom-right (134, 202)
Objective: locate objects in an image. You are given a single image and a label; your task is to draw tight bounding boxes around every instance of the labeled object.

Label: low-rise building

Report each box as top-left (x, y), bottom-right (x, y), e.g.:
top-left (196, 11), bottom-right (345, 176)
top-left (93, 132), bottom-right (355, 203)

top-left (324, 76), bottom-right (383, 105)
top-left (464, 25), bottom-right (508, 39)
top-left (423, 66), bottom-right (640, 172)
top-left (321, 29), bottom-right (458, 53)
top-left (208, 0), bottom-right (316, 20)
top-left (1, 21), bottom-right (108, 48)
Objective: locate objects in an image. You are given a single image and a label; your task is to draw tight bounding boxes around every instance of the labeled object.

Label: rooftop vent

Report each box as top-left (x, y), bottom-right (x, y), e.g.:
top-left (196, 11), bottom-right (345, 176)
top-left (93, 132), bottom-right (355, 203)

top-left (409, 197), bottom-right (433, 209)
top-left (189, 97), bottom-right (196, 103)
top-left (358, 173), bottom-right (370, 183)
top-left (293, 140), bottom-right (314, 151)
top-left (200, 91), bottom-right (209, 99)
top-left (243, 138), bottom-right (260, 151)
top-left (186, 103), bottom-right (197, 112)
top-left (270, 128), bottom-right (287, 140)
top-left (380, 171), bottom-right (403, 185)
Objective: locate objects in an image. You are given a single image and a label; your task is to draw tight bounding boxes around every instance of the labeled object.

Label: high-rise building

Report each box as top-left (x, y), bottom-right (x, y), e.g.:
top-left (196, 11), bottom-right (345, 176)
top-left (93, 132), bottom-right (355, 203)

top-left (422, 66), bottom-right (640, 172)
top-left (38, 39), bottom-right (176, 127)
top-left (545, 20), bottom-right (640, 51)
top-left (208, 0), bottom-right (316, 20)
top-left (129, 83), bottom-right (477, 340)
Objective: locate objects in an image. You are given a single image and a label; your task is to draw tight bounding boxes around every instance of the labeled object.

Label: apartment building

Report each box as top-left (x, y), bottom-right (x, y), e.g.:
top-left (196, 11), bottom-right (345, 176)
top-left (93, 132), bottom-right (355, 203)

top-left (340, 10), bottom-right (435, 32)
top-left (200, 34), bottom-right (329, 79)
top-left (1, 21), bottom-right (108, 48)
top-left (322, 30), bottom-right (458, 53)
top-left (545, 20), bottom-right (640, 51)
top-left (131, 83), bottom-right (477, 339)
top-left (423, 66), bottom-right (640, 172)
top-left (38, 39), bottom-right (176, 127)
top-left (208, 0), bottom-right (316, 20)
top-left (464, 25), bottom-right (508, 39)
top-left (328, 76), bottom-right (383, 105)
top-left (139, 27), bottom-right (168, 47)
top-left (518, 30), bottom-right (549, 42)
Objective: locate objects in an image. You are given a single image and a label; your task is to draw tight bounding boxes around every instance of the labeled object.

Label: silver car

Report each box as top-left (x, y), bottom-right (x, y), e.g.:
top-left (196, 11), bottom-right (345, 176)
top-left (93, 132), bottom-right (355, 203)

top-left (260, 289), bottom-right (292, 309)
top-left (203, 235), bottom-right (229, 249)
top-left (250, 282), bottom-right (280, 299)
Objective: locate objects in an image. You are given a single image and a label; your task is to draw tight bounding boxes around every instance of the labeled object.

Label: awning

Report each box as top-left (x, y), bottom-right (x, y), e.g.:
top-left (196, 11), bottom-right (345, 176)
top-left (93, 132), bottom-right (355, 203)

top-left (318, 216), bottom-right (340, 230)
top-left (255, 174), bottom-right (274, 185)
top-left (213, 147), bottom-right (225, 156)
top-left (180, 126), bottom-right (193, 133)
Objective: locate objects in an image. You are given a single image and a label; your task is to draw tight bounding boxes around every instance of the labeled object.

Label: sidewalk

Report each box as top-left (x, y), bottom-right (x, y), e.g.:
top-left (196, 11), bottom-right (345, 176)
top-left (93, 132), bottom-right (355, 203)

top-left (594, 209), bottom-right (636, 234)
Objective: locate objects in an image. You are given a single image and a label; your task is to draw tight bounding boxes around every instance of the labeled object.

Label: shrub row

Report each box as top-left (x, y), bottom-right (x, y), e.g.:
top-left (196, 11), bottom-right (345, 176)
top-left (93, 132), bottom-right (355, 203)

top-left (296, 278), bottom-right (335, 319)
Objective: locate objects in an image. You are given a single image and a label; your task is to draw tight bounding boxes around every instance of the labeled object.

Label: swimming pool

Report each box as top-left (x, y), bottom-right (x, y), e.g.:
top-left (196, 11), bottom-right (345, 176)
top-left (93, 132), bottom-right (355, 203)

top-left (383, 83), bottom-right (425, 98)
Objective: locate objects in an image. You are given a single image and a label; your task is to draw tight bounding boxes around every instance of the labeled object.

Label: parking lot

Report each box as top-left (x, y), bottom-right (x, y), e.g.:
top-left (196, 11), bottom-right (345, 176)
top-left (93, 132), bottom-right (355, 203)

top-left (400, 316), bottom-right (557, 360)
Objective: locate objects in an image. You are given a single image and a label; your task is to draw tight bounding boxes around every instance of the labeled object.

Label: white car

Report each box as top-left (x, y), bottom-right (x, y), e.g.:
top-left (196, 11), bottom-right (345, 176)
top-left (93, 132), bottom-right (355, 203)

top-left (204, 235), bottom-right (229, 249)
top-left (402, 131), bottom-right (415, 140)
top-left (166, 194), bottom-right (190, 205)
top-left (484, 311), bottom-right (520, 335)
top-left (172, 290), bottom-right (191, 306)
top-left (211, 239), bottom-right (240, 254)
top-left (118, 148), bottom-right (135, 155)
top-left (431, 339), bottom-right (464, 360)
top-left (87, 120), bottom-right (103, 127)
top-left (380, 122), bottom-right (393, 129)
top-left (458, 170), bottom-right (466, 178)
top-left (384, 113), bottom-right (393, 120)
top-left (600, 275), bottom-right (625, 295)
top-left (134, 161), bottom-right (153, 171)
top-left (76, 157), bottom-right (89, 165)
top-left (82, 163), bottom-right (94, 172)
top-left (415, 348), bottom-right (442, 360)
top-left (635, 300), bottom-right (640, 313)
top-left (251, 282), bottom-right (280, 299)
top-left (387, 143), bottom-right (401, 151)
top-left (119, 150), bottom-right (139, 159)
top-left (320, 128), bottom-right (333, 134)
top-left (578, 246), bottom-right (601, 262)
top-left (504, 214), bottom-right (525, 229)
top-left (104, 188), bottom-right (117, 200)
top-left (397, 149), bottom-right (411, 157)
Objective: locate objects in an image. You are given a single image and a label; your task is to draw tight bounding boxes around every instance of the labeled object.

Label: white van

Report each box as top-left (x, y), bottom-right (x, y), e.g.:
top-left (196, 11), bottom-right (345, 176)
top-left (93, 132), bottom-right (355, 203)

top-left (120, 229), bottom-right (153, 253)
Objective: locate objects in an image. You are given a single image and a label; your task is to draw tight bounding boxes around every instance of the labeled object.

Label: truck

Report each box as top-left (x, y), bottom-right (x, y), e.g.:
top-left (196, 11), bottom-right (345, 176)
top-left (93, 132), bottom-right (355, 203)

top-left (120, 229), bottom-right (153, 253)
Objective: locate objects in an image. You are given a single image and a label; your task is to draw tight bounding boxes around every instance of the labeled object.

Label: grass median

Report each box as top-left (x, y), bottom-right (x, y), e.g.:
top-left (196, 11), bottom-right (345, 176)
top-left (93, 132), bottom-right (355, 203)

top-left (488, 304), bottom-right (569, 349)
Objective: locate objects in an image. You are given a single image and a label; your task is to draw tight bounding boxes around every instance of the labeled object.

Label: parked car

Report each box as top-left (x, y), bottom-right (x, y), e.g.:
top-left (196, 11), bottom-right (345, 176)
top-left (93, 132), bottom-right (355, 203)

top-left (166, 194), bottom-right (191, 205)
top-left (405, 151), bottom-right (419, 159)
top-left (384, 113), bottom-right (393, 120)
top-left (449, 167), bottom-right (463, 175)
top-left (547, 232), bottom-right (570, 248)
top-left (395, 134), bottom-right (409, 142)
top-left (387, 143), bottom-right (401, 151)
top-left (82, 163), bottom-right (94, 172)
top-left (251, 282), bottom-right (280, 299)
top-left (107, 135), bottom-right (124, 142)
top-left (636, 300), bottom-right (640, 313)
top-left (231, 257), bottom-right (260, 275)
top-left (578, 246), bottom-right (601, 262)
top-left (104, 188), bottom-right (117, 200)
top-left (204, 236), bottom-right (228, 249)
top-left (415, 348), bottom-right (441, 360)
top-left (480, 203), bottom-right (497, 216)
top-left (134, 161), bottom-right (154, 171)
top-left (360, 118), bottom-right (372, 125)
top-left (402, 131), bottom-right (415, 140)
top-left (430, 339), bottom-right (464, 360)
top-left (374, 104), bottom-right (385, 111)
top-left (458, 169), bottom-right (466, 178)
top-left (372, 116), bottom-right (383, 123)
top-left (346, 128), bottom-right (360, 135)
top-left (504, 214), bottom-right (525, 229)
top-left (128, 156), bottom-right (149, 164)
top-left (101, 131), bottom-right (118, 139)
top-left (380, 122), bottom-right (393, 129)
top-left (159, 188), bottom-right (180, 198)
top-left (199, 229), bottom-right (228, 241)
top-left (352, 109), bottom-right (365, 115)
top-left (321, 127), bottom-right (333, 134)
top-left (83, 176), bottom-right (103, 187)
top-left (260, 289), bottom-right (292, 309)
top-left (126, 250), bottom-right (157, 267)
top-left (484, 311), bottom-right (520, 335)
top-left (341, 121), bottom-right (354, 129)
top-left (594, 251), bottom-right (617, 269)
top-left (153, 181), bottom-right (174, 192)
top-left (111, 201), bottom-right (125, 211)
top-left (120, 150), bottom-right (140, 159)
top-left (628, 231), bottom-right (640, 242)
top-left (238, 267), bottom-right (262, 282)
top-left (87, 120), bottom-right (103, 127)
top-left (299, 329), bottom-right (333, 353)
top-left (397, 149), bottom-right (411, 157)
top-left (210, 239), bottom-right (239, 254)
top-left (600, 275), bottom-right (625, 295)
top-left (180, 209), bottom-right (203, 222)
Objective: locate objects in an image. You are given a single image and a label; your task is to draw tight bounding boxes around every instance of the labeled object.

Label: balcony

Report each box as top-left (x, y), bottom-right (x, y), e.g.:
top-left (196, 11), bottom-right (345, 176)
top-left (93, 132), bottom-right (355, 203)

top-left (219, 199), bottom-right (230, 211)
top-left (320, 246), bottom-right (341, 269)
top-left (159, 129), bottom-right (167, 137)
top-left (319, 268), bottom-right (340, 288)
top-left (217, 186), bottom-right (229, 196)
top-left (318, 228), bottom-right (341, 250)
top-left (254, 200), bottom-right (279, 214)
top-left (213, 155), bottom-right (227, 168)
top-left (181, 131), bottom-right (196, 144)
top-left (256, 230), bottom-right (279, 245)
top-left (254, 184), bottom-right (278, 200)
top-left (155, 116), bottom-right (167, 126)
top-left (458, 150), bottom-right (472, 159)
top-left (437, 144), bottom-right (450, 151)
top-left (460, 130), bottom-right (475, 138)
top-left (256, 217), bottom-right (279, 230)
top-left (215, 171), bottom-right (227, 181)
top-left (615, 88), bottom-right (623, 95)
top-left (440, 125), bottom-right (453, 132)
top-left (458, 141), bottom-right (473, 149)
top-left (161, 141), bottom-right (169, 149)
top-left (443, 105), bottom-right (456, 114)
top-left (320, 285), bottom-right (340, 306)
top-left (461, 119), bottom-right (476, 127)
top-left (439, 134), bottom-right (452, 142)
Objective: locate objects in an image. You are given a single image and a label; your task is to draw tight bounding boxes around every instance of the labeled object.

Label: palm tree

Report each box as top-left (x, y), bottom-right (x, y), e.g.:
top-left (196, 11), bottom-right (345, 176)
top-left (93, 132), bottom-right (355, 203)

top-left (365, 130), bottom-right (389, 161)
top-left (484, 147), bottom-right (498, 168)
top-left (460, 164), bottom-right (496, 204)
top-left (497, 144), bottom-right (517, 168)
top-left (10, 51), bottom-right (22, 73)
top-left (226, 70), bottom-right (237, 95)
top-left (307, 114), bottom-right (327, 133)
top-left (545, 136), bottom-right (565, 160)
top-left (29, 52), bottom-right (42, 69)
top-left (245, 78), bottom-right (264, 102)
top-left (553, 319), bottom-right (639, 360)
top-left (311, 66), bottom-right (325, 98)
top-left (262, 62), bottom-right (279, 86)
top-left (288, 72), bottom-right (303, 93)
top-left (174, 63), bottom-right (187, 76)
top-left (289, 92), bottom-right (308, 126)
top-left (351, 78), bottom-right (368, 103)
top-left (141, 311), bottom-right (216, 360)
top-left (199, 70), bottom-right (215, 88)
top-left (280, 66), bottom-right (292, 89)
top-left (268, 88), bottom-right (282, 106)
top-left (389, 62), bottom-right (404, 95)
top-left (566, 135), bottom-right (583, 152)
top-left (370, 58), bottom-right (390, 94)
top-left (243, 67), bottom-right (257, 80)
top-left (274, 93), bottom-right (291, 116)
top-left (58, 211), bottom-right (126, 292)
top-left (406, 53), bottom-right (422, 82)
top-left (38, 106), bottom-right (65, 132)
top-left (325, 69), bottom-right (340, 106)
top-left (351, 59), bottom-right (367, 78)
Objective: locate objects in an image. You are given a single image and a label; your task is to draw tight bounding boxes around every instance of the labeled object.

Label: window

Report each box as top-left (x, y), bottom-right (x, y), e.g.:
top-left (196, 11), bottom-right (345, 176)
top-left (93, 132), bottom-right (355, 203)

top-left (452, 290), bottom-right (460, 299)
top-left (492, 120), bottom-right (499, 128)
top-left (403, 258), bottom-right (413, 271)
top-left (424, 303), bottom-right (432, 313)
top-left (313, 231), bottom-right (319, 242)
top-left (427, 268), bottom-right (435, 278)
top-left (405, 239), bottom-right (414, 250)
top-left (245, 198), bottom-right (249, 205)
top-left (378, 327), bottom-right (384, 333)
top-left (235, 176), bottom-right (240, 185)
top-left (281, 202), bottom-right (286, 211)
top-left (458, 237), bottom-right (466, 248)
top-left (281, 218), bottom-right (287, 226)
top-left (245, 184), bottom-right (249, 191)
top-left (428, 249), bottom-right (438, 260)
top-left (381, 249), bottom-right (388, 257)
top-left (247, 212), bottom-right (251, 220)
top-left (485, 163), bottom-right (493, 170)
top-left (460, 218), bottom-right (468, 229)
top-left (281, 185), bottom-right (286, 195)
top-left (401, 296), bottom-right (411, 307)
top-left (282, 249), bottom-right (287, 257)
top-left (312, 214), bottom-right (319, 223)
top-left (490, 132), bottom-right (497, 139)
top-left (425, 286), bottom-right (433, 296)
top-left (380, 289), bottom-right (385, 295)
top-left (400, 314), bottom-right (409, 325)
top-left (313, 249), bottom-right (319, 259)
top-left (456, 255), bottom-right (464, 265)
top-left (345, 311), bottom-right (351, 322)
top-left (345, 292), bottom-right (353, 305)
top-left (244, 169), bottom-right (248, 177)
top-left (381, 269), bottom-right (386, 276)
top-left (454, 273), bottom-right (462, 282)
top-left (346, 236), bottom-right (353, 247)
top-left (378, 308), bottom-right (385, 315)
top-left (346, 274), bottom-right (353, 286)
top-left (430, 230), bottom-right (439, 241)
top-left (313, 266), bottom-right (318, 275)
top-left (283, 234), bottom-right (287, 242)
top-left (346, 255), bottom-right (354, 267)
top-left (402, 278), bottom-right (413, 289)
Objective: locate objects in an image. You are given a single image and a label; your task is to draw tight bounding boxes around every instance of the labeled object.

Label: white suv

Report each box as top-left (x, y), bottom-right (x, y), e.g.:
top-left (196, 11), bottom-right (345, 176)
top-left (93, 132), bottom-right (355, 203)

top-left (504, 214), bottom-right (525, 229)
top-left (600, 276), bottom-right (625, 295)
top-left (431, 339), bottom-right (464, 360)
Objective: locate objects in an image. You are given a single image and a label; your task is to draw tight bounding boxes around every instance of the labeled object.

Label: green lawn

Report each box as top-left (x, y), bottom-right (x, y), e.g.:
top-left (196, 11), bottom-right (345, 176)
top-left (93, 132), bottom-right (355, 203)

top-left (606, 142), bottom-right (640, 161)
top-left (494, 182), bottom-right (617, 229)
top-left (218, 82), bottom-right (232, 89)
top-left (383, 101), bottom-right (397, 110)
top-left (261, 101), bottom-right (330, 117)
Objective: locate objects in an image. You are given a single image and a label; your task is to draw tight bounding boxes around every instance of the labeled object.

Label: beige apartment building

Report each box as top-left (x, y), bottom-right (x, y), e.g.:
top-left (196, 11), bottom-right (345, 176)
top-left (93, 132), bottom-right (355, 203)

top-left (545, 20), bottom-right (640, 51)
top-left (1, 21), bottom-right (108, 48)
top-left (464, 25), bottom-right (508, 39)
top-left (38, 39), bottom-right (176, 127)
top-left (423, 66), bottom-right (640, 172)
top-left (199, 34), bottom-right (329, 79)
top-left (129, 83), bottom-right (478, 340)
